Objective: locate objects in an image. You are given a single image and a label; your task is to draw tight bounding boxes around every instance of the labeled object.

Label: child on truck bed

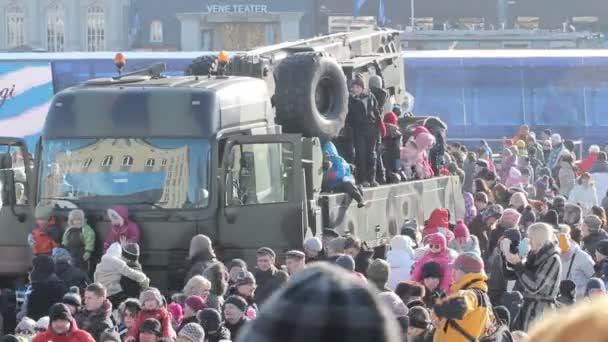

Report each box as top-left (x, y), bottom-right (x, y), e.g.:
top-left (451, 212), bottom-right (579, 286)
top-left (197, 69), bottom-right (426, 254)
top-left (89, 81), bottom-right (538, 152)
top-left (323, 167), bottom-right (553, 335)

top-left (322, 141), bottom-right (367, 209)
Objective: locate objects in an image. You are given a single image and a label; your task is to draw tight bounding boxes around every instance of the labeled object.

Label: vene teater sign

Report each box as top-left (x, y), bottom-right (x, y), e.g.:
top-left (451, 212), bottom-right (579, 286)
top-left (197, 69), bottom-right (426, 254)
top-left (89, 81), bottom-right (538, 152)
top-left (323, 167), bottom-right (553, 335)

top-left (206, 4), bottom-right (269, 14)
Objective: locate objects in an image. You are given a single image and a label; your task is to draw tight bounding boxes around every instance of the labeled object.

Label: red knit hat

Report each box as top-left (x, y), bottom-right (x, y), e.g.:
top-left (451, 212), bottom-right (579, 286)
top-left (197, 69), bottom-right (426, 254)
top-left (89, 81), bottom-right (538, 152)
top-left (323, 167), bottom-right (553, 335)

top-left (383, 111), bottom-right (399, 125)
top-left (454, 220), bottom-right (470, 239)
top-left (454, 252), bottom-right (484, 274)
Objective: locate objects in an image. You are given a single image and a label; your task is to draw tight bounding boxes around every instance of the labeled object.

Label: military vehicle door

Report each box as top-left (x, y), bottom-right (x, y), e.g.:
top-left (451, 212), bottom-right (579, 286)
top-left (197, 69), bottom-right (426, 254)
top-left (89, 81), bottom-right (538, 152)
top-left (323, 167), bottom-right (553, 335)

top-left (0, 137), bottom-right (35, 277)
top-left (219, 134), bottom-right (304, 256)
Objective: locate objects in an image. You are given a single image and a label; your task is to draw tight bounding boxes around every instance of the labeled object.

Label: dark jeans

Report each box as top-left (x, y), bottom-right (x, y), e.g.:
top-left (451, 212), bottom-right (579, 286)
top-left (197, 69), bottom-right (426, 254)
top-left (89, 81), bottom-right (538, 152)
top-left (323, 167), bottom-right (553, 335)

top-left (334, 181), bottom-right (364, 205)
top-left (354, 130), bottom-right (378, 184)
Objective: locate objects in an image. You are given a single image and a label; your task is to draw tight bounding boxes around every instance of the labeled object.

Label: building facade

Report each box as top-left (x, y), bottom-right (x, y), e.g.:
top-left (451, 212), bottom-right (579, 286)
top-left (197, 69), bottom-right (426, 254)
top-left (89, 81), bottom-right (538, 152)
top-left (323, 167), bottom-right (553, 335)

top-left (132, 0), bottom-right (316, 51)
top-left (0, 0), bottom-right (130, 52)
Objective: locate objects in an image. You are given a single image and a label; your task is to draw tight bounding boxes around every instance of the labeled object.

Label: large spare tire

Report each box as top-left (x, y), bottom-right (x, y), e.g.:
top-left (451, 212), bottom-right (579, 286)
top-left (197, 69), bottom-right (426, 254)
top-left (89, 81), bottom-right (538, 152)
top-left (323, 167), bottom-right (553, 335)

top-left (274, 52), bottom-right (348, 141)
top-left (186, 55), bottom-right (217, 76)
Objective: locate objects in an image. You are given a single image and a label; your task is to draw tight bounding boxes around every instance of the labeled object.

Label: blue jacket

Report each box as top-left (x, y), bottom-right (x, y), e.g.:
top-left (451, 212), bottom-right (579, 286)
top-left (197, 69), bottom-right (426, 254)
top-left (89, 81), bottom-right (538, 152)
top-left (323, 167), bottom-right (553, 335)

top-left (323, 142), bottom-right (354, 189)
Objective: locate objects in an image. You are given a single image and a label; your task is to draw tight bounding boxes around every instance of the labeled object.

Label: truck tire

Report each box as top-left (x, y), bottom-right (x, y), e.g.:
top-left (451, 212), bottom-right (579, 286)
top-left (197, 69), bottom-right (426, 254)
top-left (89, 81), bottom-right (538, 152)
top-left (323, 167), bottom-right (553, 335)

top-left (275, 52), bottom-right (348, 141)
top-left (186, 55), bottom-right (216, 76)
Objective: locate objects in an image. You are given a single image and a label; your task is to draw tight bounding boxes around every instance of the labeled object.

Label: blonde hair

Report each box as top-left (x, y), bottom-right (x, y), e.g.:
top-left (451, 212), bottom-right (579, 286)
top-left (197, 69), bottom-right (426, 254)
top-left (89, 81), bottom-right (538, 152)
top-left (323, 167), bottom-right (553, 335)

top-left (528, 296), bottom-right (608, 342)
top-left (527, 223), bottom-right (554, 247)
top-left (183, 275), bottom-right (211, 297)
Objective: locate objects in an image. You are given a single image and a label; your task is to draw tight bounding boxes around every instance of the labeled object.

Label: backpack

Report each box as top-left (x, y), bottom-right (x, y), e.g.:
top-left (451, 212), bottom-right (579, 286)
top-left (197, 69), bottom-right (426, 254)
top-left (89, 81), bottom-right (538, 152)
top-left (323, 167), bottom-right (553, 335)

top-left (448, 287), bottom-right (514, 342)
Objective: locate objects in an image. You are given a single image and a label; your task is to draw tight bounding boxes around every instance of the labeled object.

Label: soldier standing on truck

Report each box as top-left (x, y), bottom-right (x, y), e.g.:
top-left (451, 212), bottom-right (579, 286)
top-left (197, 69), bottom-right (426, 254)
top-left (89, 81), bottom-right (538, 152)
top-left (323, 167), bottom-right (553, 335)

top-left (369, 75), bottom-right (389, 185)
top-left (347, 77), bottom-right (381, 187)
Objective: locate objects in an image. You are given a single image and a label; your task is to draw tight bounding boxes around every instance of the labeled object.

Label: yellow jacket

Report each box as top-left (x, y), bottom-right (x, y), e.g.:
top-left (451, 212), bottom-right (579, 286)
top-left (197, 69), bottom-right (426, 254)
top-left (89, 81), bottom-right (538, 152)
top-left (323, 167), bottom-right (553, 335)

top-left (433, 272), bottom-right (491, 342)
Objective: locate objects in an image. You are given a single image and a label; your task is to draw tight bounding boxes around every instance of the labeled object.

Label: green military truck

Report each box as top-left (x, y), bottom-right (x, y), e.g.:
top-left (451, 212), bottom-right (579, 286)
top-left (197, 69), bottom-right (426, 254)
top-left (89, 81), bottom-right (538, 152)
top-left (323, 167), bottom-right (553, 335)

top-left (0, 28), bottom-right (463, 291)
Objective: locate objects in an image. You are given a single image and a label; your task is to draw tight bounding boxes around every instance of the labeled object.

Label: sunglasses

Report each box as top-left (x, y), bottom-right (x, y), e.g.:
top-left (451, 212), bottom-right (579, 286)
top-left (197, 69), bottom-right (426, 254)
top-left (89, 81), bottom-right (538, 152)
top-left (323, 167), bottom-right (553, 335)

top-left (430, 244), bottom-right (441, 250)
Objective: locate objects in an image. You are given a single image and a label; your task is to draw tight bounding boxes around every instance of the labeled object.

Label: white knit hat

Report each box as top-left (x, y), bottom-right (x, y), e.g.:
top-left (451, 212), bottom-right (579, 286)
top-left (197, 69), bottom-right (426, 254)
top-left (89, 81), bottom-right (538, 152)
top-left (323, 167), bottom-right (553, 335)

top-left (178, 323), bottom-right (205, 342)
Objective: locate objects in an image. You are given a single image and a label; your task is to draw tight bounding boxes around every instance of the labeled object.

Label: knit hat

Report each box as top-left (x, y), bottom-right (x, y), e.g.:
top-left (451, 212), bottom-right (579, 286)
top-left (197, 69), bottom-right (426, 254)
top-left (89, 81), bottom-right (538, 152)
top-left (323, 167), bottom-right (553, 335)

top-left (482, 204), bottom-right (504, 222)
top-left (225, 295), bottom-right (248, 313)
top-left (553, 195), bottom-right (566, 209)
top-left (304, 237), bottom-right (323, 253)
top-left (551, 133), bottom-right (562, 145)
top-left (34, 203), bottom-right (53, 220)
top-left (500, 208), bottom-right (522, 229)
top-left (590, 145), bottom-right (601, 153)
top-left (257, 247), bottom-right (276, 259)
top-left (168, 303), bottom-right (184, 322)
top-left (367, 259), bottom-right (390, 289)
top-left (197, 308), bottom-right (222, 333)
top-left (52, 247), bottom-right (72, 264)
top-left (49, 303), bottom-right (72, 322)
top-left (596, 240), bottom-right (608, 257)
top-left (122, 242), bottom-right (140, 262)
top-left (178, 323), bottom-right (205, 342)
top-left (400, 220), bottom-right (418, 243)
top-left (99, 329), bottom-right (121, 342)
top-left (15, 317), bottom-right (36, 334)
top-left (62, 286), bottom-right (82, 308)
top-left (286, 250), bottom-right (305, 260)
top-left (336, 254), bottom-right (356, 272)
top-left (454, 220), bottom-right (470, 239)
top-left (584, 215), bottom-right (603, 232)
top-left (185, 295), bottom-right (206, 312)
top-left (586, 277), bottom-right (606, 296)
top-left (421, 261), bottom-right (443, 279)
top-left (368, 75), bottom-right (383, 89)
top-left (453, 252), bottom-right (484, 274)
top-left (237, 263), bottom-right (402, 342)
top-left (35, 317), bottom-right (49, 331)
top-left (509, 192), bottom-right (528, 210)
top-left (139, 288), bottom-right (163, 306)
top-left (236, 271), bottom-right (256, 287)
top-left (407, 306), bottom-right (431, 330)
top-left (392, 105), bottom-right (402, 117)
top-left (503, 228), bottom-right (522, 254)
top-left (138, 318), bottom-right (162, 336)
top-left (383, 111), bottom-right (399, 125)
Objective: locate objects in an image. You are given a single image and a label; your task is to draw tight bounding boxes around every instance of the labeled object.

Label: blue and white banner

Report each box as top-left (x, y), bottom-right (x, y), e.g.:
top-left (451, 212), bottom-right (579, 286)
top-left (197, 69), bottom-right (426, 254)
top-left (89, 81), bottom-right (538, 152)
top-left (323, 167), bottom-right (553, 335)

top-left (0, 62), bottom-right (53, 149)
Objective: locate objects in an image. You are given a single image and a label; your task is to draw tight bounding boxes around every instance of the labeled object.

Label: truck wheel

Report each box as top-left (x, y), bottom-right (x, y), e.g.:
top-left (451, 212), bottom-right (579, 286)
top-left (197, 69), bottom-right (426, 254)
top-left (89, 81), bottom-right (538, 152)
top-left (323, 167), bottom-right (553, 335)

top-left (275, 52), bottom-right (348, 141)
top-left (186, 55), bottom-right (216, 76)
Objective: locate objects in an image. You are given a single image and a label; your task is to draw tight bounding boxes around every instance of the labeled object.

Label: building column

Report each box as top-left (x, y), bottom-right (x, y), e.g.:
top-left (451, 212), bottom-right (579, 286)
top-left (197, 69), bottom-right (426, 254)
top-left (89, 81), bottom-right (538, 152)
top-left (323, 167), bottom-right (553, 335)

top-left (177, 13), bottom-right (201, 51)
top-left (27, 0), bottom-right (42, 49)
top-left (65, 0), bottom-right (80, 51)
top-left (278, 12), bottom-right (304, 41)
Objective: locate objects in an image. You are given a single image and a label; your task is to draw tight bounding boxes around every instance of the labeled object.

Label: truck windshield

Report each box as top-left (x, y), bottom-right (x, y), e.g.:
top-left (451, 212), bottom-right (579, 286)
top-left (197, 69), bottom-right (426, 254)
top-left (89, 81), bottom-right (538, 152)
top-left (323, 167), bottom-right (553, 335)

top-left (39, 138), bottom-right (210, 209)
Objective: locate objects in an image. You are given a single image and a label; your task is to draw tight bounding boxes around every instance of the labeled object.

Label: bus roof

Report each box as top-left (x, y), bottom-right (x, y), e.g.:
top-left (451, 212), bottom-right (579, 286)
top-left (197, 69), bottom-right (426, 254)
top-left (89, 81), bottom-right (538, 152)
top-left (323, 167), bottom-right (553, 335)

top-left (402, 49), bottom-right (608, 59)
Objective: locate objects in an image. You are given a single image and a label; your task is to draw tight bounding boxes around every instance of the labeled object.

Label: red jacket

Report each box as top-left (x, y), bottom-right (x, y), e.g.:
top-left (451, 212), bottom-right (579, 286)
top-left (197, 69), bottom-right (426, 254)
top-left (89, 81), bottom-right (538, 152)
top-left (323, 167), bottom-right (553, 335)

top-left (578, 152), bottom-right (598, 175)
top-left (33, 320), bottom-right (95, 342)
top-left (128, 308), bottom-right (175, 338)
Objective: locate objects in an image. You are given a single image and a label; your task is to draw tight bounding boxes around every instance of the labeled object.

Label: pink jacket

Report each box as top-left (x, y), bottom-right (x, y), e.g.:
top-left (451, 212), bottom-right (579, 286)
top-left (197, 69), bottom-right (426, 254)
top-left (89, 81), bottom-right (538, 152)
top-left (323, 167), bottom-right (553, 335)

top-left (103, 206), bottom-right (140, 252)
top-left (411, 233), bottom-right (454, 291)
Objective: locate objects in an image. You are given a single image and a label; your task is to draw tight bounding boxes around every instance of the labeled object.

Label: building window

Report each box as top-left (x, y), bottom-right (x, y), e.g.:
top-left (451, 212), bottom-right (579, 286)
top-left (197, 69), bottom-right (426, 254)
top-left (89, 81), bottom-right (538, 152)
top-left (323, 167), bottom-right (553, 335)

top-left (201, 29), bottom-right (213, 50)
top-left (101, 155), bottom-right (113, 167)
top-left (46, 2), bottom-right (65, 52)
top-left (145, 158), bottom-right (155, 167)
top-left (83, 158), bottom-right (93, 168)
top-left (161, 158), bottom-right (168, 166)
top-left (122, 155), bottom-right (134, 166)
top-left (150, 20), bottom-right (163, 43)
top-left (87, 4), bottom-right (105, 51)
top-left (6, 3), bottom-right (25, 49)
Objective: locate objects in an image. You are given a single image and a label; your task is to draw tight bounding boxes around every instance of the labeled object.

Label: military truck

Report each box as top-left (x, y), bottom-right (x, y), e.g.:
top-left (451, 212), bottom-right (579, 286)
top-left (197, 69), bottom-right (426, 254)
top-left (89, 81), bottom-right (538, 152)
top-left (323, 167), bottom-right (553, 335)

top-left (0, 28), bottom-right (463, 291)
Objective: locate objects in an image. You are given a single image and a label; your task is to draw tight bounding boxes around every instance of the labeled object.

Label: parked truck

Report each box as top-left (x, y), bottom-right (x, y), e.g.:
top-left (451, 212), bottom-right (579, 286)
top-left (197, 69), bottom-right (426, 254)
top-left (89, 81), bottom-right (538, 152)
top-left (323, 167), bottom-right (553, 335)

top-left (0, 28), bottom-right (463, 291)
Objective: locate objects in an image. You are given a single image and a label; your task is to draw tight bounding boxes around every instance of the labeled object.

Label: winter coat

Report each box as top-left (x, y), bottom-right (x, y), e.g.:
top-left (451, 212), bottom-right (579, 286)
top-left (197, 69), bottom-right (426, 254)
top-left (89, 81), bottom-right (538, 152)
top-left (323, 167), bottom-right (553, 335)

top-left (31, 220), bottom-right (62, 255)
top-left (387, 235), bottom-right (415, 289)
top-left (448, 236), bottom-right (481, 256)
top-left (55, 259), bottom-right (90, 290)
top-left (354, 249), bottom-right (373, 276)
top-left (323, 141), bottom-right (355, 190)
top-left (590, 160), bottom-right (608, 174)
top-left (94, 252), bottom-right (149, 297)
top-left (203, 262), bottom-right (229, 312)
top-left (129, 308), bottom-right (175, 338)
top-left (462, 160), bottom-right (476, 194)
top-left (560, 243), bottom-right (595, 298)
top-left (487, 249), bottom-right (517, 305)
top-left (75, 299), bottom-right (114, 341)
top-left (488, 223), bottom-right (509, 258)
top-left (463, 193), bottom-right (477, 227)
top-left (62, 224), bottom-right (95, 262)
top-left (411, 234), bottom-right (454, 291)
top-left (382, 123), bottom-right (402, 172)
top-left (432, 272), bottom-right (491, 342)
top-left (206, 326), bottom-right (232, 342)
top-left (558, 164), bottom-right (576, 196)
top-left (33, 320), bottom-right (95, 342)
top-left (27, 274), bottom-right (67, 320)
top-left (103, 206), bottom-right (140, 252)
top-left (568, 183), bottom-right (598, 213)
top-left (578, 152), bottom-right (598, 175)
top-left (547, 144), bottom-right (567, 170)
top-left (225, 317), bottom-right (249, 341)
top-left (468, 213), bottom-right (490, 259)
top-left (594, 258), bottom-right (608, 286)
top-left (512, 243), bottom-right (562, 331)
top-left (422, 208), bottom-right (454, 241)
top-left (347, 91), bottom-right (379, 132)
top-left (120, 260), bottom-right (147, 299)
top-left (582, 229), bottom-right (608, 257)
top-left (254, 265), bottom-right (289, 305)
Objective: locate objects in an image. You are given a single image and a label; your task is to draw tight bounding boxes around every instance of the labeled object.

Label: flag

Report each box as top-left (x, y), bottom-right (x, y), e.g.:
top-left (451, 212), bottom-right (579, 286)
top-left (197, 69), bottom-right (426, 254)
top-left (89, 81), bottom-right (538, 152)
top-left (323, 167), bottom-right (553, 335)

top-left (378, 0), bottom-right (386, 25)
top-left (353, 0), bottom-right (367, 16)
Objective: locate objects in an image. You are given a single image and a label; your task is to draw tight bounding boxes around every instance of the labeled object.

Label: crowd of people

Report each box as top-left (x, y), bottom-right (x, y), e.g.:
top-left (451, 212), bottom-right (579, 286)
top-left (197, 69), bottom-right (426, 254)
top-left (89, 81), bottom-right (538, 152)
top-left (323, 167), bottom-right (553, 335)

top-left (5, 75), bottom-right (608, 342)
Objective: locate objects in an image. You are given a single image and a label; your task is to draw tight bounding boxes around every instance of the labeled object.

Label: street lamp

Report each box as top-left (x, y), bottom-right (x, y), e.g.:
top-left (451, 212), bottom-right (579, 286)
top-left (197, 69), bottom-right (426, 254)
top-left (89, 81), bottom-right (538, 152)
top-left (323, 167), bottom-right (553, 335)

top-left (410, 0), bottom-right (415, 28)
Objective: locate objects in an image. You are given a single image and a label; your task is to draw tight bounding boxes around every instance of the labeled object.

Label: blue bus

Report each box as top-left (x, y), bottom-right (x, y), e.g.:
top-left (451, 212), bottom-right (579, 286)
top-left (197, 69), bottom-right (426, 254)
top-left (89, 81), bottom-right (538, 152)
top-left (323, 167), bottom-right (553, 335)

top-left (403, 49), bottom-right (608, 145)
